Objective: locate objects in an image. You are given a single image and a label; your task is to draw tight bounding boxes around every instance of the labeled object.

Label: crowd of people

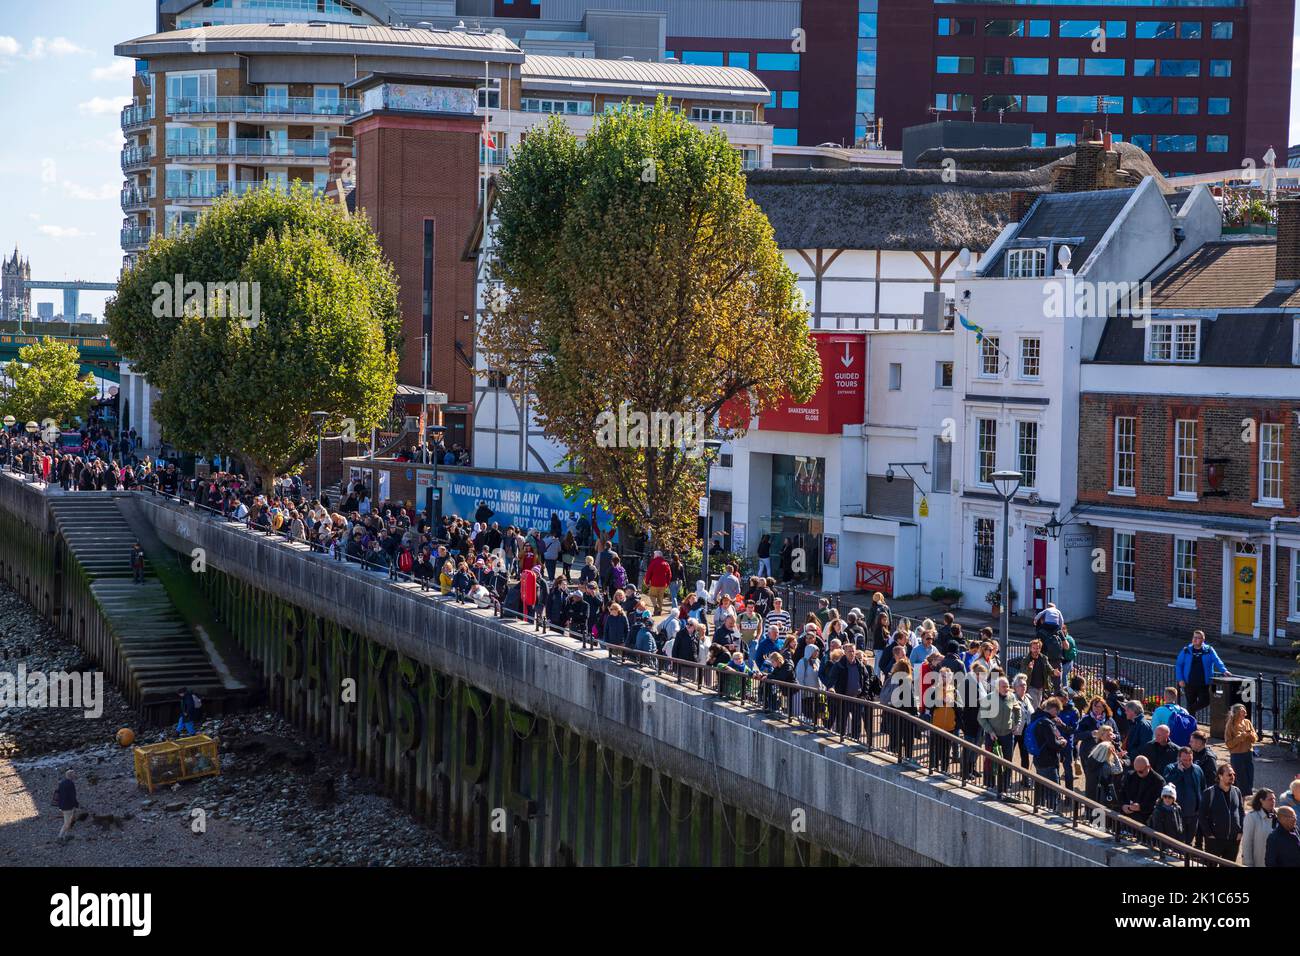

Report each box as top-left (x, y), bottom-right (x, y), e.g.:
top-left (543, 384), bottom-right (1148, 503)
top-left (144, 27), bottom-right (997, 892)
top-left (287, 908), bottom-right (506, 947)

top-left (26, 448), bottom-right (1296, 867)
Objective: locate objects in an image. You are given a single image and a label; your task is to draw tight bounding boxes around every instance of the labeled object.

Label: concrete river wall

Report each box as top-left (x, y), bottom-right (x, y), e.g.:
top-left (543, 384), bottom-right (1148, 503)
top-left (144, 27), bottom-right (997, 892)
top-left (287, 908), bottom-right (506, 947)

top-left (0, 477), bottom-right (1166, 867)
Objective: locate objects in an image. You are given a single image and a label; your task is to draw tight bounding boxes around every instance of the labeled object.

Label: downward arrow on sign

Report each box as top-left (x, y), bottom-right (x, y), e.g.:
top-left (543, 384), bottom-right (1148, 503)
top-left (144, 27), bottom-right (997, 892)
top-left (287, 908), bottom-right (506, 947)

top-left (841, 344), bottom-right (854, 368)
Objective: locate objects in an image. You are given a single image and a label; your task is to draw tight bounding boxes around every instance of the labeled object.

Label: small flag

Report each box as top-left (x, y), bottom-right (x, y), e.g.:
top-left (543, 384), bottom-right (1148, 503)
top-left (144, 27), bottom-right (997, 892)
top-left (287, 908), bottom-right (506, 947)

top-left (957, 310), bottom-right (985, 343)
top-left (481, 117), bottom-right (496, 151)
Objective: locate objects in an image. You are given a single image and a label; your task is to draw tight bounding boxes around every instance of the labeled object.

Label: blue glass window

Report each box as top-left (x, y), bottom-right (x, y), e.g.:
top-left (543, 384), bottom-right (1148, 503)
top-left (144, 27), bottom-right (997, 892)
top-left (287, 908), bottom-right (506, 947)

top-left (857, 50), bottom-right (877, 76)
top-left (1083, 59), bottom-right (1125, 76)
top-left (1206, 135), bottom-right (1229, 153)
top-left (1211, 22), bottom-right (1233, 40)
top-left (1132, 97), bottom-right (1173, 115)
top-left (1058, 20), bottom-right (1101, 38)
top-left (1056, 133), bottom-right (1077, 147)
top-left (773, 128), bottom-right (798, 147)
top-left (1207, 97), bottom-right (1231, 115)
top-left (781, 91), bottom-right (799, 109)
top-left (986, 57), bottom-right (1048, 76)
top-left (1031, 132), bottom-right (1047, 148)
top-left (937, 56), bottom-right (974, 74)
top-left (756, 53), bottom-right (800, 72)
top-left (1177, 97), bottom-right (1199, 115)
top-left (727, 52), bottom-right (750, 69)
top-left (1160, 59), bottom-right (1200, 78)
top-left (1058, 58), bottom-right (1079, 75)
top-left (859, 13), bottom-right (877, 38)
top-left (1129, 134), bottom-right (1153, 152)
top-left (1156, 135), bottom-right (1197, 153)
top-left (1136, 21), bottom-right (1176, 41)
top-left (1210, 60), bottom-right (1232, 77)
top-left (1057, 95), bottom-right (1122, 114)
top-left (681, 51), bottom-right (724, 66)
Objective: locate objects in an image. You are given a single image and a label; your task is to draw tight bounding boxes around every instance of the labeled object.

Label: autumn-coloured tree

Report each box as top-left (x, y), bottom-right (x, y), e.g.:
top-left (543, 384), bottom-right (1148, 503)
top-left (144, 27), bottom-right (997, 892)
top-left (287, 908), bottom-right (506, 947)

top-left (106, 185), bottom-right (399, 487)
top-left (481, 100), bottom-right (820, 548)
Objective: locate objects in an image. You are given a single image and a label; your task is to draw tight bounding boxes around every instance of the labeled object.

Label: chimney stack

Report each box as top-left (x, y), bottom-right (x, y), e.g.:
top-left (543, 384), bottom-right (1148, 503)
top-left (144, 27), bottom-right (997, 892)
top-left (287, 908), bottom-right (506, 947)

top-left (1275, 197), bottom-right (1300, 290)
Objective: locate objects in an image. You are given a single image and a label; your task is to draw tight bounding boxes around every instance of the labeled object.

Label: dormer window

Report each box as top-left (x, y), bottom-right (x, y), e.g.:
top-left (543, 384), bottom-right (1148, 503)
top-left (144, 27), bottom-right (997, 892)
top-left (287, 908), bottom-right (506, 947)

top-left (1006, 247), bottom-right (1048, 279)
top-left (1146, 319), bottom-right (1199, 363)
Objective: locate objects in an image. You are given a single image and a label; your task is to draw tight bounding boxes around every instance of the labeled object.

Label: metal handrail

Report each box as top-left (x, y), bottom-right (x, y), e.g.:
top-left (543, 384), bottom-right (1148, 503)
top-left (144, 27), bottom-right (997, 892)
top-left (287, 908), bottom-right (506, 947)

top-left (131, 486), bottom-right (1233, 867)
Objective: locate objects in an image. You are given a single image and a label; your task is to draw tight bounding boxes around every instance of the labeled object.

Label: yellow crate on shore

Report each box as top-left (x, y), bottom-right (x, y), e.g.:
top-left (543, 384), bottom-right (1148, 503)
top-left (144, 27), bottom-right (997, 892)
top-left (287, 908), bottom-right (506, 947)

top-left (133, 735), bottom-right (221, 794)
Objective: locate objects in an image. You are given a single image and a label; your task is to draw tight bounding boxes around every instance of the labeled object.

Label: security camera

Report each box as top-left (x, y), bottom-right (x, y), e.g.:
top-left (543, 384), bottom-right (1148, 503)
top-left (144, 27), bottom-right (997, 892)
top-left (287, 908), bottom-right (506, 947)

top-left (885, 468), bottom-right (895, 483)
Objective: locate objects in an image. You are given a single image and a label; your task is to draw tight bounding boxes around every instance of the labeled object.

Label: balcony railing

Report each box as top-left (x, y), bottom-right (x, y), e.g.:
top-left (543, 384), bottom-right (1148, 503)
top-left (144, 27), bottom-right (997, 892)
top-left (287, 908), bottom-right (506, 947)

top-left (121, 144), bottom-right (154, 169)
top-left (120, 186), bottom-right (155, 209)
top-left (165, 95), bottom-right (360, 118)
top-left (164, 180), bottom-right (302, 200)
top-left (121, 100), bottom-right (154, 129)
top-left (120, 225), bottom-right (153, 249)
top-left (165, 138), bottom-right (331, 160)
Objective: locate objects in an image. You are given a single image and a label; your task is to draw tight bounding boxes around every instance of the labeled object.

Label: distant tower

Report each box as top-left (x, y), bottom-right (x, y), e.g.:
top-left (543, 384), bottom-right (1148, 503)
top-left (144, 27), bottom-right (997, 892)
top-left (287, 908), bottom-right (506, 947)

top-left (1, 246), bottom-right (32, 324)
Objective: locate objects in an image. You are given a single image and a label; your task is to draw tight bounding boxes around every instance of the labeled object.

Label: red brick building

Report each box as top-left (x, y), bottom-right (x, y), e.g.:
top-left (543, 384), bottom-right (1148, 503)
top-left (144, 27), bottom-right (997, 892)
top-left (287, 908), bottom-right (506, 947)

top-left (1078, 205), bottom-right (1300, 646)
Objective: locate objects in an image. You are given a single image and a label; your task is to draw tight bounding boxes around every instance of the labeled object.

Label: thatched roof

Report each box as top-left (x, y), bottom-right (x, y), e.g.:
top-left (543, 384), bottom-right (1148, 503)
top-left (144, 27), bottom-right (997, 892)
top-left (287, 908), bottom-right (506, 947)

top-left (914, 141), bottom-right (1172, 193)
top-left (745, 168), bottom-right (1040, 252)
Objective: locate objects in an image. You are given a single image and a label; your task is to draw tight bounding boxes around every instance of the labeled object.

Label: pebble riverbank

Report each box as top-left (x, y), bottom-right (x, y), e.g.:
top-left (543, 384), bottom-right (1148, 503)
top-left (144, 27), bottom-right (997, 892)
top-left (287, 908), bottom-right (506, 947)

top-left (0, 583), bottom-right (469, 867)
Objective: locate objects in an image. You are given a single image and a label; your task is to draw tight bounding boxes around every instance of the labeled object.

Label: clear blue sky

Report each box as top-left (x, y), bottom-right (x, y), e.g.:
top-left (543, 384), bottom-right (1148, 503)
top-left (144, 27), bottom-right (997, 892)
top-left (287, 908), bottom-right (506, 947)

top-left (2, 0), bottom-right (1300, 318)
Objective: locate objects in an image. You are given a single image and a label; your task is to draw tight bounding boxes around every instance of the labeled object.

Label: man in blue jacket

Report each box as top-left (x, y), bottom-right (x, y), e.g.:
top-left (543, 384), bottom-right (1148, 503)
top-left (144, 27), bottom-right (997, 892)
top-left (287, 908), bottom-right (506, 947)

top-left (1175, 629), bottom-right (1230, 717)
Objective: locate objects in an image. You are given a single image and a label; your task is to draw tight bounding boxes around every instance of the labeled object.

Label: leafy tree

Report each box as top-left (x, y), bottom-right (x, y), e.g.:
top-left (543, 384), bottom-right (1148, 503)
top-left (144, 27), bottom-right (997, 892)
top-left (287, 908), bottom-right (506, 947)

top-left (106, 185), bottom-right (399, 486)
top-left (481, 100), bottom-right (819, 548)
top-left (0, 336), bottom-right (97, 427)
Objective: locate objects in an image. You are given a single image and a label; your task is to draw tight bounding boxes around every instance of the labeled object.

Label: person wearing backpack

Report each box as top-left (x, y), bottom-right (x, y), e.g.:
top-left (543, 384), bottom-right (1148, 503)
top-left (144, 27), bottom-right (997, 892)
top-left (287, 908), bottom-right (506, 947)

top-left (1153, 687), bottom-right (1198, 747)
top-left (396, 545), bottom-right (414, 579)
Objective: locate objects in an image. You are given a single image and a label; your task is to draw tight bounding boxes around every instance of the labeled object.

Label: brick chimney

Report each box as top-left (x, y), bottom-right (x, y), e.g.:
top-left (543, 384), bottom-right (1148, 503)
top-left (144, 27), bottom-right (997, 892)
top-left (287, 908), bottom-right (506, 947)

top-left (1275, 197), bottom-right (1300, 290)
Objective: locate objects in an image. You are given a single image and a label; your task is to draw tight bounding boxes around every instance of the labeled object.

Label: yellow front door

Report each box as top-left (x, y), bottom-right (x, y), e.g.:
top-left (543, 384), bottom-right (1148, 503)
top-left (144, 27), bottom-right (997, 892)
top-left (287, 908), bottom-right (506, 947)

top-left (1232, 556), bottom-right (1257, 636)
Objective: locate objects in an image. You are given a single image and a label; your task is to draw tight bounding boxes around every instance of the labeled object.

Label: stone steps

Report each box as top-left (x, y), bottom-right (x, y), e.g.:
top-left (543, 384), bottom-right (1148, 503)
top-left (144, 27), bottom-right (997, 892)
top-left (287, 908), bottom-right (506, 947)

top-left (48, 495), bottom-right (227, 709)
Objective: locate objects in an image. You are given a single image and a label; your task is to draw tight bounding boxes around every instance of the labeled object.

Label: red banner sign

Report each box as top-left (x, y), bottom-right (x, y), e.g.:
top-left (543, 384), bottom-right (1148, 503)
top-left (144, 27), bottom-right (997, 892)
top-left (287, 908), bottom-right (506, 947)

top-left (756, 332), bottom-right (865, 434)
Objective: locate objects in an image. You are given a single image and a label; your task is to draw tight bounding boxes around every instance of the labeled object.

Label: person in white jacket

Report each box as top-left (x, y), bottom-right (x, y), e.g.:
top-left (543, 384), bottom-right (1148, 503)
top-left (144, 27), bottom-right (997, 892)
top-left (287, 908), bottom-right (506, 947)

top-left (1242, 788), bottom-right (1277, 867)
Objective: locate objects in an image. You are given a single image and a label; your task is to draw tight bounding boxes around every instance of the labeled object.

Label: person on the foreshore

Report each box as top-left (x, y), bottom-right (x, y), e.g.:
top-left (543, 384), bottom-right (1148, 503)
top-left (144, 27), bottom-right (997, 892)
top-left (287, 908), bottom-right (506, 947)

top-left (176, 687), bottom-right (198, 736)
top-left (55, 770), bottom-right (78, 843)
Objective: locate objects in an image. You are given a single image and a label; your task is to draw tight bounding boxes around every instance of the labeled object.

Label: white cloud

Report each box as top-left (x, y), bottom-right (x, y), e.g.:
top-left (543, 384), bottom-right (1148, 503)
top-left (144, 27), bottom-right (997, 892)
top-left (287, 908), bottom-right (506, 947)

top-left (38, 225), bottom-right (95, 240)
top-left (78, 95), bottom-right (131, 116)
top-left (61, 181), bottom-right (118, 202)
top-left (26, 36), bottom-right (90, 59)
top-left (0, 36), bottom-right (20, 58)
top-left (90, 59), bottom-right (136, 83)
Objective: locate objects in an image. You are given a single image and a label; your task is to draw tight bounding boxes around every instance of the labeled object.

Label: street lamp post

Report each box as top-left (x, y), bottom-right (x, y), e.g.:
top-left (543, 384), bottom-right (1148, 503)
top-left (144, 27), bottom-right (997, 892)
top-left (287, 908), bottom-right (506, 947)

top-left (701, 439), bottom-right (723, 589)
top-left (991, 470), bottom-right (1023, 647)
top-left (429, 424), bottom-right (446, 531)
top-left (309, 411), bottom-right (328, 504)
